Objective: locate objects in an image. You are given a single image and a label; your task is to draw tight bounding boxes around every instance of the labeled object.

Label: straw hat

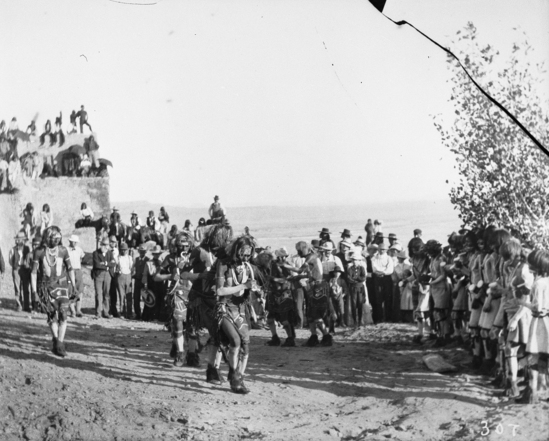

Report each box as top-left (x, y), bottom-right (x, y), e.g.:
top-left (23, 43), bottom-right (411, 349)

top-left (275, 247), bottom-right (289, 258)
top-left (320, 242), bottom-right (335, 252)
top-left (14, 232), bottom-right (27, 240)
top-left (69, 234), bottom-right (79, 243)
top-left (151, 245), bottom-right (163, 254)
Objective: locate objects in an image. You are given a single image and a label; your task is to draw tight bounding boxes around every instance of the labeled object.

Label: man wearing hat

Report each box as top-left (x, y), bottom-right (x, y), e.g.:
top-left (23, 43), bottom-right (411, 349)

top-left (319, 242), bottom-right (344, 281)
top-left (9, 232), bottom-right (32, 312)
top-left (373, 231), bottom-right (385, 246)
top-left (371, 241), bottom-right (395, 323)
top-left (318, 228), bottom-right (335, 249)
top-left (92, 237), bottom-right (117, 319)
top-left (347, 247), bottom-right (367, 328)
top-left (131, 244), bottom-right (149, 320)
top-left (130, 211), bottom-right (143, 231)
top-left (115, 242), bottom-right (134, 319)
top-left (67, 235), bottom-right (85, 317)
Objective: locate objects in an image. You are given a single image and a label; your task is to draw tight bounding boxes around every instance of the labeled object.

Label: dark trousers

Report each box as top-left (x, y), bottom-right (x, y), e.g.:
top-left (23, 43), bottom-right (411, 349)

top-left (329, 296), bottom-right (344, 332)
top-left (94, 271), bottom-right (111, 316)
top-left (133, 278), bottom-right (144, 318)
top-left (13, 268), bottom-right (31, 310)
top-left (109, 274), bottom-right (118, 315)
top-left (80, 121), bottom-right (92, 133)
top-left (292, 287), bottom-right (305, 328)
top-left (372, 275), bottom-right (393, 323)
top-left (392, 282), bottom-right (401, 323)
top-left (349, 284), bottom-right (365, 326)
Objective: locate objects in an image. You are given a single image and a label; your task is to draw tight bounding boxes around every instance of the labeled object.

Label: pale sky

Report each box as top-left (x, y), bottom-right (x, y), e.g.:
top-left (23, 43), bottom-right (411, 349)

top-left (1, 0), bottom-right (548, 207)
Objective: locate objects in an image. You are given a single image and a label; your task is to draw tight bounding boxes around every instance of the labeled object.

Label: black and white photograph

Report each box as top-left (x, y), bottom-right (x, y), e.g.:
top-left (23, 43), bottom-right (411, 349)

top-left (0, 0), bottom-right (548, 440)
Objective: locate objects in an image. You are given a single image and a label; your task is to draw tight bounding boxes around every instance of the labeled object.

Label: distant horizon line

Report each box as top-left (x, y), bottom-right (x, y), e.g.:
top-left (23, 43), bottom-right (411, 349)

top-left (110, 198), bottom-right (452, 210)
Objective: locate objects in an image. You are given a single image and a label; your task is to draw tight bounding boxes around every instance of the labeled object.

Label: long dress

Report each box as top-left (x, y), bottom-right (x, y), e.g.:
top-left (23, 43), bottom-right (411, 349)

top-left (526, 277), bottom-right (549, 356)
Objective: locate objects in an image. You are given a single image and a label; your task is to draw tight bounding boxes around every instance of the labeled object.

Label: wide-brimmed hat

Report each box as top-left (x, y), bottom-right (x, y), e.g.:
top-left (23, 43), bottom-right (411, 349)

top-left (318, 227), bottom-right (331, 235)
top-left (375, 232), bottom-right (384, 237)
top-left (397, 250), bottom-right (408, 259)
top-left (120, 242), bottom-right (129, 250)
top-left (378, 241), bottom-right (388, 250)
top-left (320, 242), bottom-right (335, 252)
top-left (340, 240), bottom-right (353, 249)
top-left (367, 243), bottom-right (379, 252)
top-left (331, 266), bottom-right (343, 274)
top-left (15, 232), bottom-right (27, 240)
top-left (109, 235), bottom-right (117, 242)
top-left (413, 228), bottom-right (422, 235)
top-left (151, 245), bottom-right (163, 254)
top-left (69, 234), bottom-right (79, 243)
top-left (389, 244), bottom-right (403, 253)
top-left (138, 244), bottom-right (147, 252)
top-left (112, 207), bottom-right (119, 211)
top-left (349, 247), bottom-right (363, 260)
top-left (131, 211), bottom-right (138, 215)
top-left (388, 233), bottom-right (397, 239)
top-left (274, 247), bottom-right (289, 258)
top-left (340, 229), bottom-right (351, 237)
top-left (354, 237), bottom-right (366, 247)
top-left (311, 239), bottom-right (320, 248)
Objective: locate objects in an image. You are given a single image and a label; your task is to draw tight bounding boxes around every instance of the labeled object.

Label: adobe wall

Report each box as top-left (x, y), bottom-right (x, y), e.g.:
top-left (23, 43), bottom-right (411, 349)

top-left (0, 177), bottom-right (110, 256)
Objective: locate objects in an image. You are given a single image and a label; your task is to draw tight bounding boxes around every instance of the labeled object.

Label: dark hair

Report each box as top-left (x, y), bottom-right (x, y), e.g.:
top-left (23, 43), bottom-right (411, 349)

top-left (169, 224), bottom-right (178, 234)
top-left (528, 249), bottom-right (549, 276)
top-left (26, 202), bottom-right (33, 211)
top-left (225, 236), bottom-right (255, 265)
top-left (499, 238), bottom-right (521, 261)
top-left (408, 237), bottom-right (424, 258)
top-left (488, 229), bottom-right (511, 253)
top-left (423, 240), bottom-right (442, 257)
top-left (447, 232), bottom-right (464, 252)
top-left (42, 203), bottom-right (50, 213)
top-left (149, 210), bottom-right (154, 216)
top-left (81, 202), bottom-right (87, 209)
top-left (184, 219), bottom-right (192, 228)
top-left (198, 217), bottom-right (206, 226)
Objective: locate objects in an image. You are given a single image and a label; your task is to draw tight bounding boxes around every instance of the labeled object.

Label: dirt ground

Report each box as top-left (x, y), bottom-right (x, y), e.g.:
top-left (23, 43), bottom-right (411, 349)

top-left (1, 272), bottom-right (548, 441)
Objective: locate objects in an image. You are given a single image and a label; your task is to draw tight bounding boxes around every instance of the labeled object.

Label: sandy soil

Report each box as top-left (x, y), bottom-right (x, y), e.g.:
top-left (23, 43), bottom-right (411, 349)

top-left (1, 272), bottom-right (548, 441)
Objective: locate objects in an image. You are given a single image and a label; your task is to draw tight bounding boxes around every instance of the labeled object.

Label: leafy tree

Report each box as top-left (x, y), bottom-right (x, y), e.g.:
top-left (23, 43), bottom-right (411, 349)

top-left (434, 22), bottom-right (549, 247)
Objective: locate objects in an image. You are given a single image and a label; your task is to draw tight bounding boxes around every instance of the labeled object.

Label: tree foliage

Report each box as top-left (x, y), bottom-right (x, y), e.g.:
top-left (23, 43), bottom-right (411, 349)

top-left (434, 22), bottom-right (549, 247)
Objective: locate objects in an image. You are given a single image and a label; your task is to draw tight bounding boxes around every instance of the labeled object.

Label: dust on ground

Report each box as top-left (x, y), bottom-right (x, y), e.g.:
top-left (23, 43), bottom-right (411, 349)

top-left (0, 273), bottom-right (548, 441)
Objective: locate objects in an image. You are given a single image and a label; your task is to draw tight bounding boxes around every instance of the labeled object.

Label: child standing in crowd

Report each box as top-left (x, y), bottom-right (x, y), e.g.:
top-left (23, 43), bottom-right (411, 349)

top-left (346, 248), bottom-right (367, 328)
top-left (522, 250), bottom-right (549, 404)
top-left (413, 274), bottom-right (432, 343)
top-left (39, 204), bottom-right (53, 236)
top-left (328, 267), bottom-right (347, 331)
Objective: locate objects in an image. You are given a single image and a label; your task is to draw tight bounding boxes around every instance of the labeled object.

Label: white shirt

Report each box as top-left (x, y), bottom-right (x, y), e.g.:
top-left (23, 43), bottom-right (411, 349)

top-left (118, 254), bottom-right (133, 275)
top-left (372, 253), bottom-right (394, 276)
top-left (68, 245), bottom-right (85, 270)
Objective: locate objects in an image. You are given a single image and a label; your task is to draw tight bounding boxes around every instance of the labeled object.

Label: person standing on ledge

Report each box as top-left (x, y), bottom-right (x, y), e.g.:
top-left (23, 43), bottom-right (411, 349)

top-left (209, 195), bottom-right (226, 224)
top-left (364, 219), bottom-right (375, 246)
top-left (86, 135), bottom-right (100, 169)
top-left (76, 105), bottom-right (92, 133)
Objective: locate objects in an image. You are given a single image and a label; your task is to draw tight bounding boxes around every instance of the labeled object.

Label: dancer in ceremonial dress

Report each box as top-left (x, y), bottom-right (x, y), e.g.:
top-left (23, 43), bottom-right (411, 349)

top-left (30, 226), bottom-right (76, 357)
top-left (215, 236), bottom-right (261, 394)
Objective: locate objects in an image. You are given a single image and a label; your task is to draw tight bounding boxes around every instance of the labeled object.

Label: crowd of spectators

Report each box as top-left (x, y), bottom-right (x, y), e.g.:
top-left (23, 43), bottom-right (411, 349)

top-left (0, 106), bottom-right (108, 191)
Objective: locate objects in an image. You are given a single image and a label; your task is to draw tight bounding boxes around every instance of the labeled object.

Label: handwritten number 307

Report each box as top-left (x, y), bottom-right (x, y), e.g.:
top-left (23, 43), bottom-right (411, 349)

top-left (481, 421), bottom-right (519, 436)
